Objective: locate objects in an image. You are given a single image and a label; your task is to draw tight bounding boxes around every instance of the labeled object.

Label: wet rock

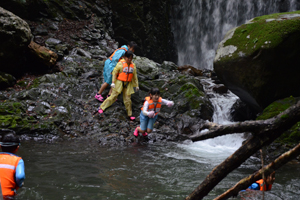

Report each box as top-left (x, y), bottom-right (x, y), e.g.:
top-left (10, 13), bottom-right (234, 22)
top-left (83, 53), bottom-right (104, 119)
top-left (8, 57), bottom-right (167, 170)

top-left (212, 85), bottom-right (228, 94)
top-left (230, 99), bottom-right (258, 121)
top-left (0, 72), bottom-right (16, 90)
top-left (178, 65), bottom-right (203, 76)
top-left (214, 11), bottom-right (300, 111)
top-left (45, 38), bottom-right (62, 47)
top-left (0, 7), bottom-right (32, 75)
top-left (32, 24), bottom-right (48, 35)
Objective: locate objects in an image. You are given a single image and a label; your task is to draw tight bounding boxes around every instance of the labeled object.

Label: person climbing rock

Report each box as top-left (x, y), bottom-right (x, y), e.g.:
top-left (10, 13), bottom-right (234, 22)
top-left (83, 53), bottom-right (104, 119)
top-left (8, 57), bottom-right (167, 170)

top-left (133, 88), bottom-right (174, 137)
top-left (98, 50), bottom-right (139, 121)
top-left (94, 41), bottom-right (137, 102)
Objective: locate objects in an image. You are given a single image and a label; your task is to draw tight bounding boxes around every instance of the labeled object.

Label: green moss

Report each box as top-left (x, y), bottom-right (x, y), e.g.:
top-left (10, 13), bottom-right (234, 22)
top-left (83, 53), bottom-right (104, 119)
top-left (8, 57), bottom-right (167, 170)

top-left (16, 80), bottom-right (27, 87)
top-left (252, 11), bottom-right (300, 21)
top-left (280, 114), bottom-right (289, 119)
top-left (0, 102), bottom-right (24, 115)
top-left (256, 96), bottom-right (297, 120)
top-left (28, 78), bottom-right (40, 89)
top-left (222, 11), bottom-right (300, 62)
top-left (180, 83), bottom-right (202, 98)
top-left (257, 96), bottom-right (300, 144)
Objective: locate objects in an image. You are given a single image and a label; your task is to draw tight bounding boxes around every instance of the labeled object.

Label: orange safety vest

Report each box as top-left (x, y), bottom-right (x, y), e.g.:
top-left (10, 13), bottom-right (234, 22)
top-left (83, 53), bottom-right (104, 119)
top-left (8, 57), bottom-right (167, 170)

top-left (117, 61), bottom-right (135, 82)
top-left (109, 47), bottom-right (127, 61)
top-left (256, 179), bottom-right (272, 191)
top-left (141, 96), bottom-right (162, 116)
top-left (0, 153), bottom-right (22, 196)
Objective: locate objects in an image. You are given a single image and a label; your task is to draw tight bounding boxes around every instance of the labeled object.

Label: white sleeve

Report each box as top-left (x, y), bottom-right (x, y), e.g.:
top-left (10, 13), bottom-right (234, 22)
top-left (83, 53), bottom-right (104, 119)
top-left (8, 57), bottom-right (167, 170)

top-left (142, 101), bottom-right (150, 116)
top-left (161, 98), bottom-right (172, 105)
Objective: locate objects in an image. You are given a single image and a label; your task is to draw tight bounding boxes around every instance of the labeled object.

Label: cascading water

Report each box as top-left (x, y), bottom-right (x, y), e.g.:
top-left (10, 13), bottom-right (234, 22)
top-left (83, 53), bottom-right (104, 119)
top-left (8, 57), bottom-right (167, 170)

top-left (171, 0), bottom-right (300, 161)
top-left (171, 0), bottom-right (300, 70)
top-left (177, 78), bottom-right (245, 164)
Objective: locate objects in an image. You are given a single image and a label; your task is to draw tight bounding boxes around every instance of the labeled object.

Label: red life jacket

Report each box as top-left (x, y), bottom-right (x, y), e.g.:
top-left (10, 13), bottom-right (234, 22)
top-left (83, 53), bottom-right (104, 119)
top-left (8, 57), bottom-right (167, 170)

top-left (256, 179), bottom-right (272, 191)
top-left (109, 47), bottom-right (127, 61)
top-left (117, 61), bottom-right (135, 82)
top-left (141, 96), bottom-right (162, 116)
top-left (0, 153), bottom-right (22, 196)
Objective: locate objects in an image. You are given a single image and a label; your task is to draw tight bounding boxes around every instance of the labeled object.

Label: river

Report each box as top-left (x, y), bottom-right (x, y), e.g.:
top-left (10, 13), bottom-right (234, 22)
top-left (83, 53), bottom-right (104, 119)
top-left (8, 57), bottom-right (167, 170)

top-left (15, 138), bottom-right (300, 200)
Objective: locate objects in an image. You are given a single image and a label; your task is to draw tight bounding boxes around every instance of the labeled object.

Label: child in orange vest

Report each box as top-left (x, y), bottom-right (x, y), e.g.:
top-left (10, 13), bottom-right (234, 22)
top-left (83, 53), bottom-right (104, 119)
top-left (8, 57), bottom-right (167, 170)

top-left (95, 41), bottom-right (138, 102)
top-left (246, 171), bottom-right (275, 191)
top-left (98, 50), bottom-right (139, 121)
top-left (133, 88), bottom-right (174, 137)
top-left (0, 132), bottom-right (25, 198)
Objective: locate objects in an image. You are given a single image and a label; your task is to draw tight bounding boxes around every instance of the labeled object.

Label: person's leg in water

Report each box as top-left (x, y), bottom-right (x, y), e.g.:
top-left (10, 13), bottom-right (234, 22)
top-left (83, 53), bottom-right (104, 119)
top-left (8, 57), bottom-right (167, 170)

top-left (123, 87), bottom-right (134, 121)
top-left (98, 90), bottom-right (119, 113)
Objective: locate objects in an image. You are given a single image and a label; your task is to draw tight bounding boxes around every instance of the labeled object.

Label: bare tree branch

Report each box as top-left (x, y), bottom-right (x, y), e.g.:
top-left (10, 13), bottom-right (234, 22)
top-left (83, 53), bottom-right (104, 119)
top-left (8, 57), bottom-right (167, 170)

top-left (214, 142), bottom-right (300, 200)
top-left (185, 101), bottom-right (300, 200)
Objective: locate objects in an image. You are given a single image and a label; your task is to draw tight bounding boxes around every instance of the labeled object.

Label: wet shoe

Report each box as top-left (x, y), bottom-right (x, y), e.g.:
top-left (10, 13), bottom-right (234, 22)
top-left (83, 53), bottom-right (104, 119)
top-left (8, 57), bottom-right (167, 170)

top-left (129, 116), bottom-right (135, 121)
top-left (98, 107), bottom-right (104, 114)
top-left (95, 93), bottom-right (104, 102)
top-left (142, 132), bottom-right (148, 137)
top-left (133, 127), bottom-right (139, 137)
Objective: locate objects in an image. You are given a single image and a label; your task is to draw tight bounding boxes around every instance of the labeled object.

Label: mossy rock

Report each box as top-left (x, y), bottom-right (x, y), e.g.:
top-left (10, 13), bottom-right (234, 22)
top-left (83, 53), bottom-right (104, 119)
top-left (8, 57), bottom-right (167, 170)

top-left (256, 96), bottom-right (300, 144)
top-left (0, 72), bottom-right (16, 90)
top-left (214, 11), bottom-right (300, 112)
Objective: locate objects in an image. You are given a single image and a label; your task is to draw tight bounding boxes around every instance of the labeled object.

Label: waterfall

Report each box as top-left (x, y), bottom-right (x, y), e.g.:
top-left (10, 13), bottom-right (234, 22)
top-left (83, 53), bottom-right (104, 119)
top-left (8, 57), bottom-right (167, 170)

top-left (171, 0), bottom-right (300, 70)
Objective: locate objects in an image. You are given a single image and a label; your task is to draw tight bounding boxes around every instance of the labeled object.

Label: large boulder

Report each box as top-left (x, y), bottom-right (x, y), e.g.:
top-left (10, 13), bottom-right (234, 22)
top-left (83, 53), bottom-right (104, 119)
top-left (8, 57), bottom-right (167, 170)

top-left (214, 11), bottom-right (300, 112)
top-left (0, 6), bottom-right (32, 75)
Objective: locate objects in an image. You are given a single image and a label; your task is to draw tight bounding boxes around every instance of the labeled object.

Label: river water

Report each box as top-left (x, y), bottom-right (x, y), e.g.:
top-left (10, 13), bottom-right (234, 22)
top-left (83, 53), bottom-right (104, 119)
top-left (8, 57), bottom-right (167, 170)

top-left (15, 138), bottom-right (300, 200)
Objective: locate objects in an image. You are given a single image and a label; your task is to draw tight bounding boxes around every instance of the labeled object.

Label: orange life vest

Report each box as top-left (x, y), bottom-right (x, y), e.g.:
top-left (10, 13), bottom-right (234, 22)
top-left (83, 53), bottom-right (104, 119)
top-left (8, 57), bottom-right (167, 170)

top-left (256, 179), bottom-right (272, 191)
top-left (117, 61), bottom-right (135, 82)
top-left (0, 153), bottom-right (22, 196)
top-left (109, 47), bottom-right (127, 61)
top-left (141, 96), bottom-right (162, 116)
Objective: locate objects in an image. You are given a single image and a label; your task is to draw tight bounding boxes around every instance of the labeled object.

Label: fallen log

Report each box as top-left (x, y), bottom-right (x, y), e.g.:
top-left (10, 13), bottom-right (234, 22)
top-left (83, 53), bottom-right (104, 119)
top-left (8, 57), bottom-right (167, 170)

top-left (215, 142), bottom-right (300, 200)
top-left (185, 101), bottom-right (300, 200)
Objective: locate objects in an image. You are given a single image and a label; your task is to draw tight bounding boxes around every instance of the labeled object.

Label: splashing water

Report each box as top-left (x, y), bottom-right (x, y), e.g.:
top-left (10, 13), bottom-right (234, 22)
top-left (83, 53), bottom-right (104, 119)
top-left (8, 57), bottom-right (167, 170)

top-left (176, 78), bottom-right (244, 163)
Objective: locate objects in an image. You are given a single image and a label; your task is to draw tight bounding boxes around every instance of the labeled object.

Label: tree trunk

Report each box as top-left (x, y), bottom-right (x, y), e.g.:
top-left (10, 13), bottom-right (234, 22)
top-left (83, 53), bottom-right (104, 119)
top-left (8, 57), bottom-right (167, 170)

top-left (185, 101), bottom-right (300, 200)
top-left (214, 142), bottom-right (300, 200)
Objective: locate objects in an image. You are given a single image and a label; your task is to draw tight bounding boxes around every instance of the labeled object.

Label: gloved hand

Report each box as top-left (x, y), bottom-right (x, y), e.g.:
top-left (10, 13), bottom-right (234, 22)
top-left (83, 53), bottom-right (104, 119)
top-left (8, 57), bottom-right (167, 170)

top-left (167, 101), bottom-right (174, 107)
top-left (148, 111), bottom-right (155, 118)
top-left (136, 87), bottom-right (139, 91)
top-left (111, 83), bottom-right (115, 88)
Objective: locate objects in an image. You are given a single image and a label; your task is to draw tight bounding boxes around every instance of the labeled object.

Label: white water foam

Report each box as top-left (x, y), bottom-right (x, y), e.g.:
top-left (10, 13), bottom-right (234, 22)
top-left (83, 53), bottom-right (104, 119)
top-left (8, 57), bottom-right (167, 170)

top-left (171, 78), bottom-right (244, 163)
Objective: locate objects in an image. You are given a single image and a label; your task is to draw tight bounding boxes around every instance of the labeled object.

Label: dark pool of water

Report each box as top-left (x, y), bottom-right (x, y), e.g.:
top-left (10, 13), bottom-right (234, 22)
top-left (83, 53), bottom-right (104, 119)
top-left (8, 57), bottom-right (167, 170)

top-left (13, 139), bottom-right (300, 200)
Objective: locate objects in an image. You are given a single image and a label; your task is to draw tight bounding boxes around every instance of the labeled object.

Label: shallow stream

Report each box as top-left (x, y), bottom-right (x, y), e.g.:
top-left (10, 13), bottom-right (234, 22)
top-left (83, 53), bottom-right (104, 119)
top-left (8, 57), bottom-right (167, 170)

top-left (15, 138), bottom-right (300, 200)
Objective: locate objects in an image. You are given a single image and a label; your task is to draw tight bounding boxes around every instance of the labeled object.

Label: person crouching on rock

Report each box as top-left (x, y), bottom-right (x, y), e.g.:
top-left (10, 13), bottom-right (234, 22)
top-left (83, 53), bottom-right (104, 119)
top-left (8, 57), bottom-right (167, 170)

top-left (0, 132), bottom-right (25, 199)
top-left (98, 50), bottom-right (139, 121)
top-left (133, 88), bottom-right (174, 137)
top-left (94, 41), bottom-right (137, 102)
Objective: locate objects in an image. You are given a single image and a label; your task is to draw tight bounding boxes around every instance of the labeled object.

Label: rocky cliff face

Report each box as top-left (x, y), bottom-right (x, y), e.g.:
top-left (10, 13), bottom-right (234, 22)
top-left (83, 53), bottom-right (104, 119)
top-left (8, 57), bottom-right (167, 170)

top-left (0, 0), bottom-right (176, 65)
top-left (214, 11), bottom-right (300, 112)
